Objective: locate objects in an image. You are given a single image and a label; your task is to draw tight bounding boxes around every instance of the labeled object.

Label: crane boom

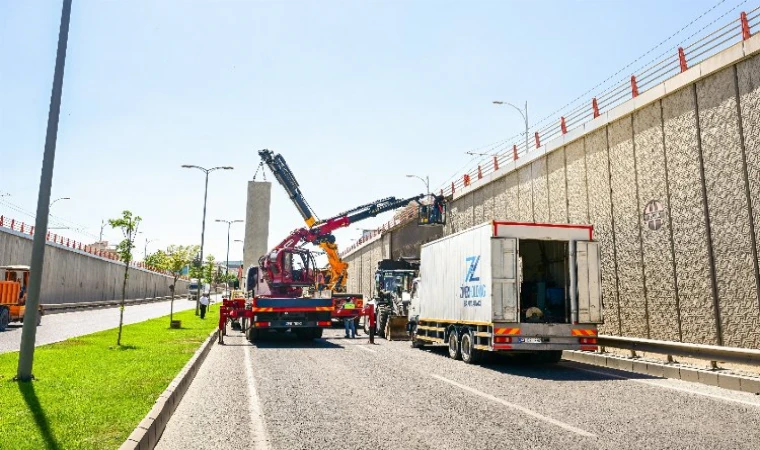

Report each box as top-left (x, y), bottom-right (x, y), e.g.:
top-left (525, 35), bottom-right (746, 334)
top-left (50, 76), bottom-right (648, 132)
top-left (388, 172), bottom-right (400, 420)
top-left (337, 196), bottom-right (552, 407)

top-left (258, 149), bottom-right (318, 227)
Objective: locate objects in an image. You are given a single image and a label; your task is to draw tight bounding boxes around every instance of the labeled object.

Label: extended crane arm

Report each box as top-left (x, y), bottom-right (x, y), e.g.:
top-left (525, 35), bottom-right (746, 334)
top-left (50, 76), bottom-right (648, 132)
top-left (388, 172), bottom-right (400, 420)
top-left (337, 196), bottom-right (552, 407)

top-left (258, 149), bottom-right (318, 227)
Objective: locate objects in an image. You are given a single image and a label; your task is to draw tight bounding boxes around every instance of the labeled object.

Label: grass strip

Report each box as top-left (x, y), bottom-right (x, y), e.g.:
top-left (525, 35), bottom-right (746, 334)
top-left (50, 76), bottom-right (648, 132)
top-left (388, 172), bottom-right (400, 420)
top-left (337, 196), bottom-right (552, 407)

top-left (0, 306), bottom-right (218, 450)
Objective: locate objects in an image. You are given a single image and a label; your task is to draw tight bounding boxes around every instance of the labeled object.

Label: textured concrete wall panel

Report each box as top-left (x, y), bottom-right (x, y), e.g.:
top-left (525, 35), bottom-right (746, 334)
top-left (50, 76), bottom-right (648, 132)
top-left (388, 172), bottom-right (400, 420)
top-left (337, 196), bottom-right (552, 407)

top-left (492, 177), bottom-right (508, 221)
top-left (518, 165), bottom-right (533, 222)
top-left (390, 220), bottom-right (443, 260)
top-left (505, 171), bottom-right (520, 220)
top-left (532, 157), bottom-right (550, 223)
top-left (462, 191), bottom-right (475, 229)
top-left (608, 117), bottom-right (647, 338)
top-left (737, 54), bottom-right (760, 343)
top-left (482, 182), bottom-right (495, 222)
top-left (361, 248), bottom-right (372, 299)
top-left (547, 148), bottom-right (568, 224)
top-left (585, 128), bottom-right (620, 335)
top-left (697, 67), bottom-right (760, 348)
top-left (662, 87), bottom-right (717, 345)
top-left (633, 101), bottom-right (679, 341)
top-left (566, 140), bottom-right (589, 224)
top-left (473, 186), bottom-right (485, 224)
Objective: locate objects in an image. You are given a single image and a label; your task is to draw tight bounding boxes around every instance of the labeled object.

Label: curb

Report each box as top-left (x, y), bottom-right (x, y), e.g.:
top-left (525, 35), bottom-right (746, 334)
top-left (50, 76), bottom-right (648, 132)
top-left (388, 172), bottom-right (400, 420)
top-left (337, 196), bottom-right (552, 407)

top-left (564, 350), bottom-right (760, 395)
top-left (119, 328), bottom-right (218, 450)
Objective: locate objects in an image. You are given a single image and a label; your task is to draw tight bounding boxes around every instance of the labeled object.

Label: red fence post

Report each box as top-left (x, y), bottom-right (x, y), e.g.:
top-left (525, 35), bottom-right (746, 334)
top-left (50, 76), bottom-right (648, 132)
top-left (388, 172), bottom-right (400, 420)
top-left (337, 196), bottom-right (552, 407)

top-left (477, 165), bottom-right (482, 180)
top-left (463, 174), bottom-right (471, 187)
top-left (0, 216), bottom-right (3, 227)
top-left (631, 75), bottom-right (639, 98)
top-left (560, 117), bottom-right (567, 135)
top-left (440, 188), bottom-right (443, 196)
top-left (513, 144), bottom-right (518, 161)
top-left (493, 155), bottom-right (499, 171)
top-left (592, 98), bottom-right (600, 118)
top-left (534, 132), bottom-right (541, 148)
top-left (741, 11), bottom-right (751, 40)
top-left (678, 47), bottom-right (688, 72)
top-left (451, 182), bottom-right (455, 194)
top-left (20, 223), bottom-right (25, 233)
top-left (30, 226), bottom-right (34, 235)
top-left (10, 219), bottom-right (15, 230)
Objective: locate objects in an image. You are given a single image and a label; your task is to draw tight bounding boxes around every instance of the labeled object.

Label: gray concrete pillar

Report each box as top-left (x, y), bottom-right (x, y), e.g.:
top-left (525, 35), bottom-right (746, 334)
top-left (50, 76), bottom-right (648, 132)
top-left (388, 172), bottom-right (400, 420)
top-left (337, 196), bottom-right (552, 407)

top-left (244, 181), bottom-right (272, 272)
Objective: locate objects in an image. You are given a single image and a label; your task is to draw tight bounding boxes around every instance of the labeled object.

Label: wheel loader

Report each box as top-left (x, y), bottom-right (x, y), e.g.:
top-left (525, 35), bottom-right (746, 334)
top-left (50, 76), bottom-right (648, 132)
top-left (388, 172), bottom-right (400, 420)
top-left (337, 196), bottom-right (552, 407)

top-left (365, 259), bottom-right (418, 340)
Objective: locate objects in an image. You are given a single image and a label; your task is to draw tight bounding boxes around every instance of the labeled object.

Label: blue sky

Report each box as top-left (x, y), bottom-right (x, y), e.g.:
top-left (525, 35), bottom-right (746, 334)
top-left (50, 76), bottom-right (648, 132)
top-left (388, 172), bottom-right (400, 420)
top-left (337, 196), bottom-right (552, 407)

top-left (0, 0), bottom-right (751, 262)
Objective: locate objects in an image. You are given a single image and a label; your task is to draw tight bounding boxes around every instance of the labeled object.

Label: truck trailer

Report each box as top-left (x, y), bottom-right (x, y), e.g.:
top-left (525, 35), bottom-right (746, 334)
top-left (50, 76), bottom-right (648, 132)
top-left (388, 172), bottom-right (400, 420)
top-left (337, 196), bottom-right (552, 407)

top-left (407, 221), bottom-right (602, 364)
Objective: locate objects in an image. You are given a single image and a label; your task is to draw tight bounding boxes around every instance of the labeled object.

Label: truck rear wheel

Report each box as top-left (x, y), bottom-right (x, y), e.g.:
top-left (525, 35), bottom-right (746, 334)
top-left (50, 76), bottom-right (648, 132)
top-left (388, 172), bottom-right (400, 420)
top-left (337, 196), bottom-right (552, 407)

top-left (447, 330), bottom-right (461, 360)
top-left (312, 328), bottom-right (323, 339)
top-left (460, 330), bottom-right (480, 364)
top-left (247, 328), bottom-right (259, 342)
top-left (0, 307), bottom-right (9, 332)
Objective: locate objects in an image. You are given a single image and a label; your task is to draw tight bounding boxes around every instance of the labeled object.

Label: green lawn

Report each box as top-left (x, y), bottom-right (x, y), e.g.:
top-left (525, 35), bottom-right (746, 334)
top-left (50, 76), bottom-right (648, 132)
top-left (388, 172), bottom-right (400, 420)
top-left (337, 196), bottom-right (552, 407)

top-left (0, 306), bottom-right (218, 450)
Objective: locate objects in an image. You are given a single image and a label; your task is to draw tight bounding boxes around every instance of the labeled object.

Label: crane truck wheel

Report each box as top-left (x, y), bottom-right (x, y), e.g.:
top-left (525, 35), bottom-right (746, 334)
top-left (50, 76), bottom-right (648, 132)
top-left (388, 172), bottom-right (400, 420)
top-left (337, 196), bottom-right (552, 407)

top-left (312, 328), bottom-right (323, 339)
top-left (460, 329), bottom-right (480, 364)
top-left (447, 328), bottom-right (461, 360)
top-left (0, 307), bottom-right (9, 332)
top-left (247, 327), bottom-right (259, 342)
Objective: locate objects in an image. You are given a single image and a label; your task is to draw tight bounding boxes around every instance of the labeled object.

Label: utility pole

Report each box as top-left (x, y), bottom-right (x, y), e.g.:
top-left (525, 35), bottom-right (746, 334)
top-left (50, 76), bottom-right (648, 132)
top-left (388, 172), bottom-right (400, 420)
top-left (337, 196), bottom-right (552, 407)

top-left (216, 219), bottom-right (243, 296)
top-left (492, 100), bottom-right (529, 152)
top-left (17, 0), bottom-right (73, 382)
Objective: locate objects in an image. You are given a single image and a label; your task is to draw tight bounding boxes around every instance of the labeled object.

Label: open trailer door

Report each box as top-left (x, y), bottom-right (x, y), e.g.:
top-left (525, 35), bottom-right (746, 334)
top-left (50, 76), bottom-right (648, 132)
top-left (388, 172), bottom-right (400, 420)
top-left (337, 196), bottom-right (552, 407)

top-left (491, 237), bottom-right (518, 322)
top-left (576, 240), bottom-right (603, 324)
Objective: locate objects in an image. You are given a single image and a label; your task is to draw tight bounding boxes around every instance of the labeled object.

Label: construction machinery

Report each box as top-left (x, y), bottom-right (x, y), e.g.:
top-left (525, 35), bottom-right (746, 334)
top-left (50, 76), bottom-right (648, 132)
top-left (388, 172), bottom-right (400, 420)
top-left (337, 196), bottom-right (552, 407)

top-left (0, 265), bottom-right (42, 331)
top-left (366, 258), bottom-right (419, 340)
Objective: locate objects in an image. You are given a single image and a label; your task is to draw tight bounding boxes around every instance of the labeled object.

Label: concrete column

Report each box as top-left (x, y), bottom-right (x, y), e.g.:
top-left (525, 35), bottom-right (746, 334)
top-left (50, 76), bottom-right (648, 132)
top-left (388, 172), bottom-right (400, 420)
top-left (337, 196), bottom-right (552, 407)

top-left (244, 181), bottom-right (272, 271)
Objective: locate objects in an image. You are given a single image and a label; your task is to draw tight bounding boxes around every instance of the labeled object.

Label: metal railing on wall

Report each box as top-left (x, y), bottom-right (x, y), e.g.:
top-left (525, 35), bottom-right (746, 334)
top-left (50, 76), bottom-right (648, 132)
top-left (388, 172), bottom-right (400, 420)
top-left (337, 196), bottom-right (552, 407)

top-left (0, 215), bottom-right (183, 278)
top-left (439, 8), bottom-right (759, 199)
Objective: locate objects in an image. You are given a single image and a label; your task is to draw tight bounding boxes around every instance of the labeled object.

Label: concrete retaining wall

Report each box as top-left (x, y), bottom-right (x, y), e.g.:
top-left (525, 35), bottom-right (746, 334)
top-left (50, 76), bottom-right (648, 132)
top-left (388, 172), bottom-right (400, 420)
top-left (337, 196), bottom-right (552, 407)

top-left (0, 228), bottom-right (188, 304)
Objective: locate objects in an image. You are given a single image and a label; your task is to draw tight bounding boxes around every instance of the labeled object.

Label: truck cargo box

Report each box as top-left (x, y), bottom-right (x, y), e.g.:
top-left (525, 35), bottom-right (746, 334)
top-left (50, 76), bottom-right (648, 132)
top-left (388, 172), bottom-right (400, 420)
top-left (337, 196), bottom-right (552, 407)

top-left (417, 221), bottom-right (601, 326)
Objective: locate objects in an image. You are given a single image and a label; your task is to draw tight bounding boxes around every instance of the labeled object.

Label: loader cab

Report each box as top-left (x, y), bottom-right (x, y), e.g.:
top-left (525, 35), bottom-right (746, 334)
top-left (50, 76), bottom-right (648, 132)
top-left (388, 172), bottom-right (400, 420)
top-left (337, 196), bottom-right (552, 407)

top-left (0, 265), bottom-right (36, 332)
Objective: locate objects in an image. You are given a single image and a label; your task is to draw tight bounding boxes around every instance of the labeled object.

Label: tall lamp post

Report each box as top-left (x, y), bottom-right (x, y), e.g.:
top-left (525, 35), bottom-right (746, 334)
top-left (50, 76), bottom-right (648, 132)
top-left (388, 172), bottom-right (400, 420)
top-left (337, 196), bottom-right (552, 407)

top-left (492, 100), bottom-right (529, 153)
top-left (144, 238), bottom-right (157, 259)
top-left (216, 219), bottom-right (243, 296)
top-left (405, 174), bottom-right (429, 197)
top-left (182, 164), bottom-right (234, 314)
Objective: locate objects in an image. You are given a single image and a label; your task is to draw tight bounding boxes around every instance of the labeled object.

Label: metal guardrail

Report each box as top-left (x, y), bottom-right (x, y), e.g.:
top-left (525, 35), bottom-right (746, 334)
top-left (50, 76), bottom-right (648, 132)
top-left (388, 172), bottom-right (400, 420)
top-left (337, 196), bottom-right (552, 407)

top-left (42, 294), bottom-right (189, 314)
top-left (598, 335), bottom-right (760, 366)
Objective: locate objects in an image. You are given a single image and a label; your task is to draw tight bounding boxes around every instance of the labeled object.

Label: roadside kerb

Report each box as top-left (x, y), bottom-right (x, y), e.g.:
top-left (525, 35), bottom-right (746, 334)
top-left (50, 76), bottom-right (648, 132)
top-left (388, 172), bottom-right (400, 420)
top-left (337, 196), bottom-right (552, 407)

top-left (41, 295), bottom-right (189, 315)
top-left (119, 328), bottom-right (218, 450)
top-left (564, 350), bottom-right (760, 395)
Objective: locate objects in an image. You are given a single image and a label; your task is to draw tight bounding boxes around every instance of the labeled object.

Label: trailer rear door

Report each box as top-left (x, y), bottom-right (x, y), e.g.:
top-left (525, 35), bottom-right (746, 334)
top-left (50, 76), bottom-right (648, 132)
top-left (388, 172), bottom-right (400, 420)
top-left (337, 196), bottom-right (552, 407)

top-left (491, 237), bottom-right (518, 322)
top-left (576, 241), bottom-right (603, 323)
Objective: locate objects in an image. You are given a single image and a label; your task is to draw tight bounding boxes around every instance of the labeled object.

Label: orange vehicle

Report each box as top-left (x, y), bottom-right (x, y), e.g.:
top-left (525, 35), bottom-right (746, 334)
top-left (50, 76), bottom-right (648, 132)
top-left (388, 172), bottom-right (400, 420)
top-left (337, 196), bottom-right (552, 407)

top-left (0, 265), bottom-right (42, 331)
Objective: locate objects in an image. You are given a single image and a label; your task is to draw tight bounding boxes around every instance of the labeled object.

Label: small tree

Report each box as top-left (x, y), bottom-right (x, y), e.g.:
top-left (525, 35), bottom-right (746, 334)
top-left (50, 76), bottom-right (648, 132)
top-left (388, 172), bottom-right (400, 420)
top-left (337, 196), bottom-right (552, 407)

top-left (203, 255), bottom-right (216, 285)
top-left (144, 249), bottom-right (168, 271)
top-left (109, 210), bottom-right (142, 346)
top-left (163, 245), bottom-right (199, 325)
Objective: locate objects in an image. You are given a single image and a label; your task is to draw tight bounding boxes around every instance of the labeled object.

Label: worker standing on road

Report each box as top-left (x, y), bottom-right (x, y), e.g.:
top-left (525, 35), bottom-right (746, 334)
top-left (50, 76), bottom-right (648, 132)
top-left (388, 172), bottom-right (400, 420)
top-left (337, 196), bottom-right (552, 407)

top-left (199, 293), bottom-right (210, 319)
top-left (342, 300), bottom-right (356, 339)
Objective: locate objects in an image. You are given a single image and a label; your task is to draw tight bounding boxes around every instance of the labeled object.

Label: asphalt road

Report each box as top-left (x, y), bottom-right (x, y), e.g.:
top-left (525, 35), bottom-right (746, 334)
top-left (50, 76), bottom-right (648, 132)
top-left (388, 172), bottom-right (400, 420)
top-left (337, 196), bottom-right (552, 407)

top-left (0, 297), bottom-right (205, 354)
top-left (157, 328), bottom-right (760, 450)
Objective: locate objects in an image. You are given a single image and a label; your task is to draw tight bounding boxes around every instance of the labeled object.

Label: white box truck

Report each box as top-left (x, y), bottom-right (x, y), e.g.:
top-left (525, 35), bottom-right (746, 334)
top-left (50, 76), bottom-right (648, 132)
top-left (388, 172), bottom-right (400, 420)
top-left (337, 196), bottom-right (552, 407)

top-left (408, 221), bottom-right (603, 364)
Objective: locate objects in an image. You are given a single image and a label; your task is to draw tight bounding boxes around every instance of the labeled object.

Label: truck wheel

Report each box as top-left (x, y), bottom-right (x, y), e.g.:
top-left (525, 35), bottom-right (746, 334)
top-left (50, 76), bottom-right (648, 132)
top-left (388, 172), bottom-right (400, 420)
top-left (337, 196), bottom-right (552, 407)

top-left (447, 329), bottom-right (461, 360)
top-left (529, 351), bottom-right (562, 364)
top-left (377, 310), bottom-right (389, 338)
top-left (247, 328), bottom-right (259, 342)
top-left (312, 328), bottom-right (323, 339)
top-left (460, 330), bottom-right (480, 364)
top-left (0, 307), bottom-right (9, 332)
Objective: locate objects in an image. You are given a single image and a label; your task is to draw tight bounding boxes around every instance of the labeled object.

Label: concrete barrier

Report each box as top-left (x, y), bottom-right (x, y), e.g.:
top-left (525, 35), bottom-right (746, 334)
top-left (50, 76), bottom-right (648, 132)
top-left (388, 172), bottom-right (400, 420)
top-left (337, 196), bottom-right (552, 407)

top-left (0, 228), bottom-right (188, 305)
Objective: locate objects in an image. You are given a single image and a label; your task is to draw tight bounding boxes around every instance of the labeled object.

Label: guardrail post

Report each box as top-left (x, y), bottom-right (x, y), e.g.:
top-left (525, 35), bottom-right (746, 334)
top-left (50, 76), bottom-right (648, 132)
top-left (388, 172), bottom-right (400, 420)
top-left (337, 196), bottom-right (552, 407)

top-left (0, 216), bottom-right (3, 227)
top-left (741, 11), bottom-right (751, 40)
top-left (493, 155), bottom-right (499, 171)
top-left (592, 97), bottom-right (600, 118)
top-left (534, 132), bottom-right (541, 148)
top-left (631, 75), bottom-right (639, 98)
top-left (477, 165), bottom-right (482, 180)
top-left (678, 47), bottom-right (688, 72)
top-left (513, 144), bottom-right (518, 161)
top-left (463, 173), bottom-right (471, 187)
top-left (30, 226), bottom-right (34, 235)
top-left (451, 182), bottom-right (455, 194)
top-left (560, 116), bottom-right (567, 135)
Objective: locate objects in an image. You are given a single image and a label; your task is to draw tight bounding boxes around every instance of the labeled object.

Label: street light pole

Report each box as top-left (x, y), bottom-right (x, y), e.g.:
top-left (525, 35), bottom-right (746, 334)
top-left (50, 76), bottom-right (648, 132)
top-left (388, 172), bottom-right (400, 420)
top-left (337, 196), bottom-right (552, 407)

top-left (144, 238), bottom-right (157, 259)
top-left (493, 100), bottom-right (529, 152)
top-left (17, 0), bottom-right (73, 382)
top-left (405, 174), bottom-right (429, 197)
top-left (49, 197), bottom-right (70, 209)
top-left (182, 164), bottom-right (234, 314)
top-left (216, 219), bottom-right (243, 296)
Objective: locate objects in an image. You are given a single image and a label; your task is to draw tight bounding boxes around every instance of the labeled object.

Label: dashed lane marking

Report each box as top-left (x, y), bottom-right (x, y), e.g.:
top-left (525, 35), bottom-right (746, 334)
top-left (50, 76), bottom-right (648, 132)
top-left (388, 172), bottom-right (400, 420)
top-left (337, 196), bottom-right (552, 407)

top-left (243, 343), bottom-right (271, 450)
top-left (572, 366), bottom-right (760, 409)
top-left (431, 374), bottom-right (596, 438)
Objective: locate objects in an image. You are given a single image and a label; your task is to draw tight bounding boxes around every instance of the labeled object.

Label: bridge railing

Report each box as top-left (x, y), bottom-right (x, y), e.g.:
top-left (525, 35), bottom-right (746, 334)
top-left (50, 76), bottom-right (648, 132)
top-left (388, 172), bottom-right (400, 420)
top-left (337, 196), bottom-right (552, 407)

top-left (0, 214), bottom-right (184, 278)
top-left (439, 8), bottom-right (760, 198)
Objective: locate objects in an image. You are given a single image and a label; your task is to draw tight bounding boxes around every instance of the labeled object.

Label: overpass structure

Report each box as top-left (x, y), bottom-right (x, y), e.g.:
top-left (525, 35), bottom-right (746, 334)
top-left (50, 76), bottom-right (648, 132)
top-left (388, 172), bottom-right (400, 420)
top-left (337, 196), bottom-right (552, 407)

top-left (343, 12), bottom-right (760, 350)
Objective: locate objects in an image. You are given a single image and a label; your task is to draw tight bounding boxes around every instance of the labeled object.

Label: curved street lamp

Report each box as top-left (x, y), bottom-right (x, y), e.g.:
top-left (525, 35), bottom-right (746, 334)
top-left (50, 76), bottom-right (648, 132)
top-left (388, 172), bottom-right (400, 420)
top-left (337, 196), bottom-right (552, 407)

top-left (493, 100), bottom-right (529, 152)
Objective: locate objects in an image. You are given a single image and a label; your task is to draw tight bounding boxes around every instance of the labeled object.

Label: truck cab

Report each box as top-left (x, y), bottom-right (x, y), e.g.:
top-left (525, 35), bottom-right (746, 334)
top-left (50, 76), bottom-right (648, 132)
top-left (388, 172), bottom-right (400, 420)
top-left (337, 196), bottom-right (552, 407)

top-left (0, 265), bottom-right (42, 331)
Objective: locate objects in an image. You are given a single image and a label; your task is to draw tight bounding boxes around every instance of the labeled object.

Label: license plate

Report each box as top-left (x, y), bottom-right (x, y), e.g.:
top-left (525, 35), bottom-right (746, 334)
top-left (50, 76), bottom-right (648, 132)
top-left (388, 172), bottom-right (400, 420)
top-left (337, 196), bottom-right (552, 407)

top-left (285, 322), bottom-right (303, 326)
top-left (519, 337), bottom-right (543, 344)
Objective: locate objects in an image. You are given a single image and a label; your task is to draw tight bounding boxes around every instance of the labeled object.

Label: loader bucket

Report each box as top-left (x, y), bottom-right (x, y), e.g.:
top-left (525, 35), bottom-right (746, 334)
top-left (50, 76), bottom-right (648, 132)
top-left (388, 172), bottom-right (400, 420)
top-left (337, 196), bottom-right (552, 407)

top-left (385, 316), bottom-right (410, 341)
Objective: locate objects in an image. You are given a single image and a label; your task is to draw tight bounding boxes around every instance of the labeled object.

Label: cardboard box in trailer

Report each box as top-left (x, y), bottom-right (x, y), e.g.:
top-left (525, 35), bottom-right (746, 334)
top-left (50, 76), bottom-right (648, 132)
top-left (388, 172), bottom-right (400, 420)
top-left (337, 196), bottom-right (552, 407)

top-left (408, 221), bottom-right (602, 364)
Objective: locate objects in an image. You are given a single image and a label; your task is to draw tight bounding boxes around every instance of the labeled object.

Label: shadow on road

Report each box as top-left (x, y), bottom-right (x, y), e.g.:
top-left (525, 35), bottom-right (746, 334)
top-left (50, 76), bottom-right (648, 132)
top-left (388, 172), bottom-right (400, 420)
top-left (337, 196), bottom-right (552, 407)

top-left (419, 346), bottom-right (657, 381)
top-left (17, 381), bottom-right (61, 450)
top-left (222, 330), bottom-right (345, 349)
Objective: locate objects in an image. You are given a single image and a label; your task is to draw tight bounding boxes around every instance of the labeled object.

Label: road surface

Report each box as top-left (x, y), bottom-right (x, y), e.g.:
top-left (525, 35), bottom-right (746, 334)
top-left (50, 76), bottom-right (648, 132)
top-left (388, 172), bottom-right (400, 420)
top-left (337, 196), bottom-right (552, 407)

top-left (156, 328), bottom-right (760, 450)
top-left (0, 297), bottom-right (208, 353)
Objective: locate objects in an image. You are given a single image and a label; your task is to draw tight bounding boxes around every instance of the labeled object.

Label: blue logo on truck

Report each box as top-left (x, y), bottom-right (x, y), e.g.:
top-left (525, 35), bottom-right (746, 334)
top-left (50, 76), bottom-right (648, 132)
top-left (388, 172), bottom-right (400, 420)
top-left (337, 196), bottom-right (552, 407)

top-left (461, 256), bottom-right (486, 306)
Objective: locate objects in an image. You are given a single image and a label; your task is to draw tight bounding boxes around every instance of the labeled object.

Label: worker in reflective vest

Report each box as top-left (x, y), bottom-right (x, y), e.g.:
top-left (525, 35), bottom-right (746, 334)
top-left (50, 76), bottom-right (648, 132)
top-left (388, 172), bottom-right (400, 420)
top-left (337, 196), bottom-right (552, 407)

top-left (342, 300), bottom-right (356, 339)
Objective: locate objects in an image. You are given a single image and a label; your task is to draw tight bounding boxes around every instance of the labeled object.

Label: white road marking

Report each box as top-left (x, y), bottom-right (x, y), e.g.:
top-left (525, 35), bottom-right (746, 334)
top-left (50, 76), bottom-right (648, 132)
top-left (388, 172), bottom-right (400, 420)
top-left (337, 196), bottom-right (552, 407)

top-left (244, 344), bottom-right (271, 450)
top-left (431, 374), bottom-right (596, 438)
top-left (574, 366), bottom-right (760, 408)
top-left (355, 345), bottom-right (377, 354)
